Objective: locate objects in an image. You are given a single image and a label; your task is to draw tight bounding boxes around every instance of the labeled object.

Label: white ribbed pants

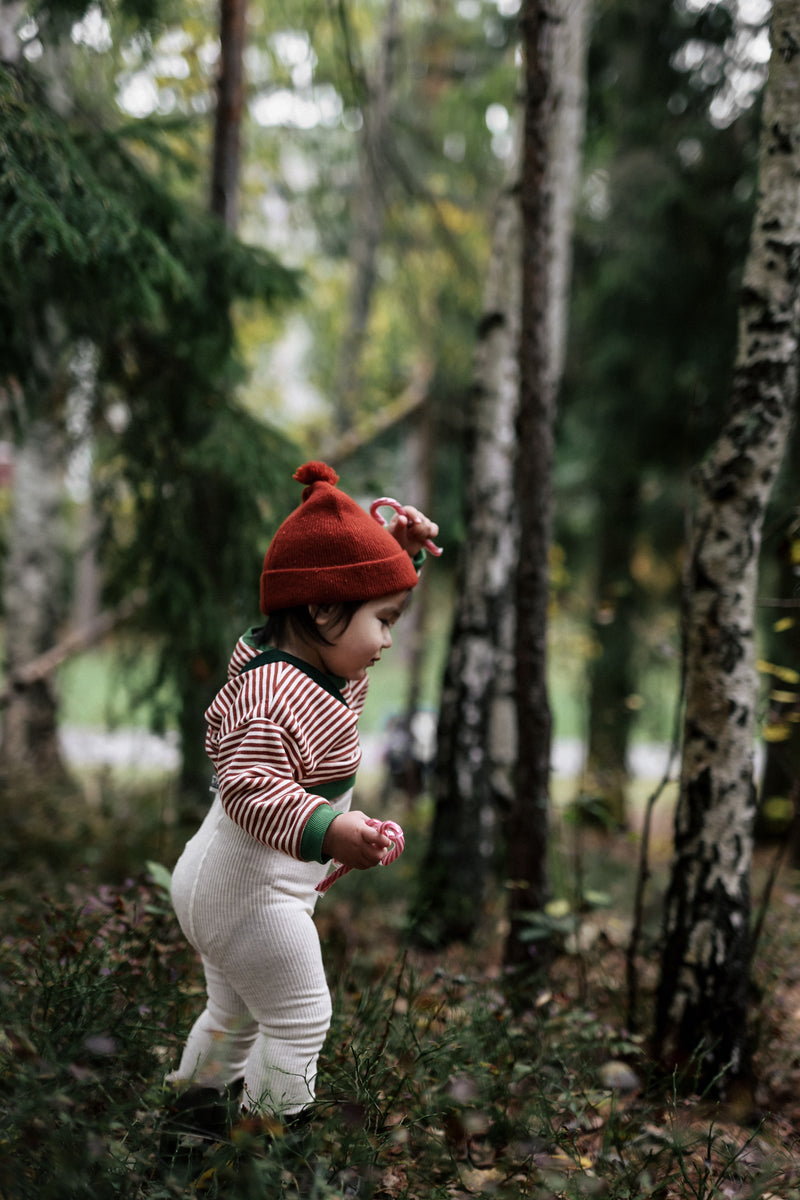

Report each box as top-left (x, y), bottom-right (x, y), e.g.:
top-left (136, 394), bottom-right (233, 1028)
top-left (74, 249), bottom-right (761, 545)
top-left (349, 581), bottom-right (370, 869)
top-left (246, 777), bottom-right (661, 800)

top-left (169, 790), bottom-right (350, 1116)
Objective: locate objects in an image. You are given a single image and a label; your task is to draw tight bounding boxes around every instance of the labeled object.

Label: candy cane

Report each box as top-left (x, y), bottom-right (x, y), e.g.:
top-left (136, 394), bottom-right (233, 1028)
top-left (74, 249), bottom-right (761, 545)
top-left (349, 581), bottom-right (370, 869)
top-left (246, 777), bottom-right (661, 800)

top-left (369, 498), bottom-right (443, 557)
top-left (315, 819), bottom-right (405, 894)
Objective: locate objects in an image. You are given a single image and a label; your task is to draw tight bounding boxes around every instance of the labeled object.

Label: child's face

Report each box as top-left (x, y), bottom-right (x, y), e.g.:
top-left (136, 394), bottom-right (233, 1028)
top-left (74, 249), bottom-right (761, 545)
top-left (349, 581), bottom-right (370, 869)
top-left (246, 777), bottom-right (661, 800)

top-left (314, 590), bottom-right (409, 681)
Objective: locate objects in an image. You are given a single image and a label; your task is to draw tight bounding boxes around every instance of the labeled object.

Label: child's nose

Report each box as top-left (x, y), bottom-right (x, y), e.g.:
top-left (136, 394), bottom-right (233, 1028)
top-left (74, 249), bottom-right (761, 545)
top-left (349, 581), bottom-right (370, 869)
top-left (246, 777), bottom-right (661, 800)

top-left (382, 627), bottom-right (393, 648)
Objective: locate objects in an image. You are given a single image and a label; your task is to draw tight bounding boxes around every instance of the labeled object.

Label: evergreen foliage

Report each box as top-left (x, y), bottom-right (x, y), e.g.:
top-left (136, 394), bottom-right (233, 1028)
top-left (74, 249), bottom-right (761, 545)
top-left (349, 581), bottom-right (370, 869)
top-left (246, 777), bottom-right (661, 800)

top-left (0, 64), bottom-right (185, 389)
top-left (0, 62), bottom-right (299, 400)
top-left (1, 36), bottom-right (302, 787)
top-left (28, 0), bottom-right (169, 40)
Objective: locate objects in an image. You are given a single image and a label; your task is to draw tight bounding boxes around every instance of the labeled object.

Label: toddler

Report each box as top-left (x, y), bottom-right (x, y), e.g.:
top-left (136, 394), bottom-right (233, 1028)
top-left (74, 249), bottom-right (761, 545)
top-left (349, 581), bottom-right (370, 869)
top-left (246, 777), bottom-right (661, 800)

top-left (166, 460), bottom-right (438, 1130)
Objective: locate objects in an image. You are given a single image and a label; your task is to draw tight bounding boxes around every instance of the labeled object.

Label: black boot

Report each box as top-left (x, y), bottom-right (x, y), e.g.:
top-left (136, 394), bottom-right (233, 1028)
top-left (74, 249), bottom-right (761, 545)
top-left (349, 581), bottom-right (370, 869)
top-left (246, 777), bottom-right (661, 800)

top-left (159, 1077), bottom-right (243, 1165)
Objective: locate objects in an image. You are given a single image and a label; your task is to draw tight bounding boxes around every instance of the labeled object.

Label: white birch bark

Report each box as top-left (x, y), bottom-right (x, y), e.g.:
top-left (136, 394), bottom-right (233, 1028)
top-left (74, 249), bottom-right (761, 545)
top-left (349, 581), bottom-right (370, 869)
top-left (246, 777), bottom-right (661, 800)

top-left (655, 0), bottom-right (800, 1094)
top-left (1, 415), bottom-right (71, 783)
top-left (412, 186), bottom-right (520, 943)
top-left (414, 0), bottom-right (590, 945)
top-left (0, 3), bottom-right (23, 62)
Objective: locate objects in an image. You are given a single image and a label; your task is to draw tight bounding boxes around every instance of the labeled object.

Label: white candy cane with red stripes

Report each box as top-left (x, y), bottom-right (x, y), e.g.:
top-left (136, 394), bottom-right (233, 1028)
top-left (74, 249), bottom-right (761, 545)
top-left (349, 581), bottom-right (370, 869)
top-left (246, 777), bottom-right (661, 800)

top-left (369, 498), bottom-right (443, 556)
top-left (315, 819), bottom-right (405, 894)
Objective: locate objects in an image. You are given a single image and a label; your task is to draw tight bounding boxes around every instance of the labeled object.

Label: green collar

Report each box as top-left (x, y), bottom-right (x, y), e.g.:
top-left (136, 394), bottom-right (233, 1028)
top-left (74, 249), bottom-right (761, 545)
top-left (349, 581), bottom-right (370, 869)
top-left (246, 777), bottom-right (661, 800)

top-left (239, 635), bottom-right (349, 706)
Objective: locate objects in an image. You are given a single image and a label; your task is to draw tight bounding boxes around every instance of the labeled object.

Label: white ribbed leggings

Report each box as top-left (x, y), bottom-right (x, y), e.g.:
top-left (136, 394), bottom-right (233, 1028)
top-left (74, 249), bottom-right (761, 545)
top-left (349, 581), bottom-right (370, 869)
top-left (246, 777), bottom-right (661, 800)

top-left (169, 790), bottom-right (350, 1116)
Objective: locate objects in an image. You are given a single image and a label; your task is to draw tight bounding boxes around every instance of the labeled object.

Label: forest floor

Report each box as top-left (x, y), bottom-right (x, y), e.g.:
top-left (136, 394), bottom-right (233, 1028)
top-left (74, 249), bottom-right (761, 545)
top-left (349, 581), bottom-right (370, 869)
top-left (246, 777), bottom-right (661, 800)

top-left (1, 760), bottom-right (800, 1200)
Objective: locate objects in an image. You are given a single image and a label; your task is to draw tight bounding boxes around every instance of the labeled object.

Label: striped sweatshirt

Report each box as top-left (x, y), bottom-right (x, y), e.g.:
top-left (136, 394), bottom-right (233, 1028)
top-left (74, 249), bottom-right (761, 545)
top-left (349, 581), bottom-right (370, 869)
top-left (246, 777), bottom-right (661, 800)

top-left (205, 628), bottom-right (369, 863)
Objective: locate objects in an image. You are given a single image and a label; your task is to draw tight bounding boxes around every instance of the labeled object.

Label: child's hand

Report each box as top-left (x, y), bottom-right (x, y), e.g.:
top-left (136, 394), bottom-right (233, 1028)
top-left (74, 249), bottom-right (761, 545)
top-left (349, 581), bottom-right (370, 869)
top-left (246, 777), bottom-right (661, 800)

top-left (387, 505), bottom-right (439, 557)
top-left (322, 811), bottom-right (393, 870)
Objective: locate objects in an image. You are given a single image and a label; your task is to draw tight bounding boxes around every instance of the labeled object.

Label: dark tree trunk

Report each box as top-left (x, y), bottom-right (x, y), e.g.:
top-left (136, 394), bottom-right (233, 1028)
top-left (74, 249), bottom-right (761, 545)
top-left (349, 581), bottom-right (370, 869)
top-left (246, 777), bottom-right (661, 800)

top-left (504, 0), bottom-right (557, 972)
top-left (210, 0), bottom-right (247, 230)
top-left (389, 403), bottom-right (435, 801)
top-left (174, 0), bottom-right (246, 806)
top-left (584, 477), bottom-right (640, 827)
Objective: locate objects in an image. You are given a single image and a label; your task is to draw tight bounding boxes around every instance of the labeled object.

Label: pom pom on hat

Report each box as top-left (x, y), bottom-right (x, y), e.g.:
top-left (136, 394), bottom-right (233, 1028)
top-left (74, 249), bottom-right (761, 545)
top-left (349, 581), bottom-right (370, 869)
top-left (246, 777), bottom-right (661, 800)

top-left (293, 461), bottom-right (339, 499)
top-left (259, 462), bottom-right (419, 614)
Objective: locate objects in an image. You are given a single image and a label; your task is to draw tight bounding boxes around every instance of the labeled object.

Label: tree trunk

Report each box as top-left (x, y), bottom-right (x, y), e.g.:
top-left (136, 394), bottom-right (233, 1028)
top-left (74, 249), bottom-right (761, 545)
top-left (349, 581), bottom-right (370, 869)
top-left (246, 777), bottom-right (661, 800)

top-left (410, 0), bottom-right (589, 951)
top-left (0, 24), bottom-right (75, 796)
top-left (584, 476), bottom-right (640, 827)
top-left (654, 0), bottom-right (800, 1099)
top-left (388, 400), bottom-right (435, 801)
top-left (504, 0), bottom-right (557, 972)
top-left (172, 0), bottom-right (247, 807)
top-left (504, 0), bottom-right (589, 971)
top-left (546, 0), bottom-right (590, 384)
top-left (411, 186), bottom-right (520, 945)
top-left (333, 0), bottom-right (400, 432)
top-left (177, 653), bottom-right (222, 813)
top-left (210, 0), bottom-right (247, 230)
top-left (0, 417), bottom-right (71, 789)
top-left (0, 3), bottom-right (24, 62)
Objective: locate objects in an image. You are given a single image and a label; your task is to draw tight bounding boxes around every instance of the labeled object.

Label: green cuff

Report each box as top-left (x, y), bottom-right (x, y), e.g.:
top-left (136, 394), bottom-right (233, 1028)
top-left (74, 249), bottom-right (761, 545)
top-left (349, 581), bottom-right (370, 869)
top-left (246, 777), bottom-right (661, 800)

top-left (300, 803), bottom-right (339, 863)
top-left (412, 548), bottom-right (427, 571)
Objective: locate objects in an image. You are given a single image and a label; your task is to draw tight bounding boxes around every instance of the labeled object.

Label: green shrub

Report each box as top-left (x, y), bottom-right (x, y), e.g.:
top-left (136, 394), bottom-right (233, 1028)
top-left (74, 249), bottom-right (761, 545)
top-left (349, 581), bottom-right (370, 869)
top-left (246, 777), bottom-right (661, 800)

top-left (1, 874), bottom-right (798, 1199)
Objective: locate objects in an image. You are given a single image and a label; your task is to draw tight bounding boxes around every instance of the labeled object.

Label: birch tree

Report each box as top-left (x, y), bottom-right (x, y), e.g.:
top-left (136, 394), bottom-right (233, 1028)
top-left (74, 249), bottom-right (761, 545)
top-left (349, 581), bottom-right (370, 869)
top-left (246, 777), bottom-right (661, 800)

top-left (411, 186), bottom-right (521, 944)
top-left (654, 0), bottom-right (800, 1097)
top-left (413, 0), bottom-right (589, 947)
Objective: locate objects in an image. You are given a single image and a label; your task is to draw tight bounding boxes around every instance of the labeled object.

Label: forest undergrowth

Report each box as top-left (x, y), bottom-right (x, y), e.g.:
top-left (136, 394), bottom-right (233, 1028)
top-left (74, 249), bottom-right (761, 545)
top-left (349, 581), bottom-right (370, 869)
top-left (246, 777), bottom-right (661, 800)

top-left (1, 779), bottom-right (800, 1200)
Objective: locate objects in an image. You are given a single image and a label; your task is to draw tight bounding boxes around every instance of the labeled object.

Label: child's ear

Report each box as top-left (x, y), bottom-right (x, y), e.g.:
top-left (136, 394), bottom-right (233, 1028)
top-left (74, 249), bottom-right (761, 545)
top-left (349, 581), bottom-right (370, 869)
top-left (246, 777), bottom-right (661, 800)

top-left (310, 604), bottom-right (333, 628)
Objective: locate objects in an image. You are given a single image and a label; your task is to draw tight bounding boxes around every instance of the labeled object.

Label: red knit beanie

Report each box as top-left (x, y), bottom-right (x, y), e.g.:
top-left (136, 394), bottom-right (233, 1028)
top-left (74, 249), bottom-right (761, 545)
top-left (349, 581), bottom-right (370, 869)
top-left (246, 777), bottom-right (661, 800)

top-left (259, 461), bottom-right (420, 614)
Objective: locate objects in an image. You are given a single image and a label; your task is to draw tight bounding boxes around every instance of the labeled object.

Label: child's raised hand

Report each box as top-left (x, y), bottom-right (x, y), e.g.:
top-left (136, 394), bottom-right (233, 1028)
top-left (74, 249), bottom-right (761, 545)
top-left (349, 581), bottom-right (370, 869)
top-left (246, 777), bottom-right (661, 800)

top-left (321, 810), bottom-right (393, 870)
top-left (387, 505), bottom-right (440, 557)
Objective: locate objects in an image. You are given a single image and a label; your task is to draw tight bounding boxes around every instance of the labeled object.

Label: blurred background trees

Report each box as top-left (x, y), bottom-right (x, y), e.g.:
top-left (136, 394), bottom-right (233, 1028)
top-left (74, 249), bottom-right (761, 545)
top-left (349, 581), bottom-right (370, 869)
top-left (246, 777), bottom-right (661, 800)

top-left (3, 0), bottom-right (796, 1104)
top-left (560, 0), bottom-right (761, 828)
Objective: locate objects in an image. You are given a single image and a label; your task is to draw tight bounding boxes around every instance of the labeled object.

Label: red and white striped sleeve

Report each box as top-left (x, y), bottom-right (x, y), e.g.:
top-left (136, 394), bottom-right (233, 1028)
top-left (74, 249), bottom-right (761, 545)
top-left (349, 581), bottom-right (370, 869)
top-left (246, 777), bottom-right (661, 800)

top-left (205, 659), bottom-right (361, 859)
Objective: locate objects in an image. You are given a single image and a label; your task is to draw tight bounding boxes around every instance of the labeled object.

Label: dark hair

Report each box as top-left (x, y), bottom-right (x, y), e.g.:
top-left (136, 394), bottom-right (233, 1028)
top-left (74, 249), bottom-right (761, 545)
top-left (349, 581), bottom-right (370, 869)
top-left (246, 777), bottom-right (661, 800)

top-left (253, 600), bottom-right (364, 649)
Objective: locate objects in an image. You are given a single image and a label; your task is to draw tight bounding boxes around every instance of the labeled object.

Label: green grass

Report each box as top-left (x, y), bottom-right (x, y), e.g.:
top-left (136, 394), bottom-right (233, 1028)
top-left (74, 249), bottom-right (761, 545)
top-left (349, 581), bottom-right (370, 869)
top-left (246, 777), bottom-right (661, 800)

top-left (56, 640), bottom-right (176, 731)
top-left (54, 600), bottom-right (681, 750)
